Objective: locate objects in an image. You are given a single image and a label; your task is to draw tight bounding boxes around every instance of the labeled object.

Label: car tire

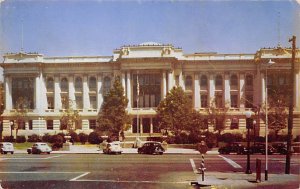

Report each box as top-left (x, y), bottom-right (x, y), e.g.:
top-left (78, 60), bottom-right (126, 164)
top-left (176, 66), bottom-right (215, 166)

top-left (159, 152), bottom-right (163, 155)
top-left (47, 152), bottom-right (50, 154)
top-left (11, 152), bottom-right (14, 154)
top-left (37, 150), bottom-right (41, 154)
top-left (4, 151), bottom-right (7, 154)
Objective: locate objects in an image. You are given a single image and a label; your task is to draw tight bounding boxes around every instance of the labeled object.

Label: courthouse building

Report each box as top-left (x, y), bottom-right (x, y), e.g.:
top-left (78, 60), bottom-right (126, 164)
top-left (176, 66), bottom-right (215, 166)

top-left (1, 42), bottom-right (300, 138)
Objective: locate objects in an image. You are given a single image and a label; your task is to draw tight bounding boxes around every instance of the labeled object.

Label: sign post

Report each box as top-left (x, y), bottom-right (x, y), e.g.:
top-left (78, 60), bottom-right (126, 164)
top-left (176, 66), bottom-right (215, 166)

top-left (198, 141), bottom-right (208, 181)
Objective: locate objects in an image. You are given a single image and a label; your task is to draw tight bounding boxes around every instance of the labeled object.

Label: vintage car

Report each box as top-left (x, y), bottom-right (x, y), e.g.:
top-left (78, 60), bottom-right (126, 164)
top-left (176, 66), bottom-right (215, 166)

top-left (218, 142), bottom-right (246, 155)
top-left (103, 141), bottom-right (122, 154)
top-left (27, 143), bottom-right (52, 154)
top-left (272, 142), bottom-right (288, 155)
top-left (138, 141), bottom-right (165, 155)
top-left (0, 142), bottom-right (14, 154)
top-left (249, 143), bottom-right (275, 155)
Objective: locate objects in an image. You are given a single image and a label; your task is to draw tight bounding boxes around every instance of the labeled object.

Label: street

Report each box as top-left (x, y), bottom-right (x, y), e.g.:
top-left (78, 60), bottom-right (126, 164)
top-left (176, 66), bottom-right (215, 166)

top-left (0, 153), bottom-right (299, 189)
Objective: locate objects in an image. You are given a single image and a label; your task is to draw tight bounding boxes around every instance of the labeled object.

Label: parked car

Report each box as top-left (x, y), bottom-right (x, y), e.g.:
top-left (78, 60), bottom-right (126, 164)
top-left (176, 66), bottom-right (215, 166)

top-left (0, 142), bottom-right (14, 154)
top-left (218, 142), bottom-right (246, 155)
top-left (272, 142), bottom-right (288, 155)
top-left (138, 141), bottom-right (165, 155)
top-left (103, 141), bottom-right (122, 154)
top-left (27, 143), bottom-right (52, 154)
top-left (249, 143), bottom-right (275, 155)
top-left (292, 142), bottom-right (300, 153)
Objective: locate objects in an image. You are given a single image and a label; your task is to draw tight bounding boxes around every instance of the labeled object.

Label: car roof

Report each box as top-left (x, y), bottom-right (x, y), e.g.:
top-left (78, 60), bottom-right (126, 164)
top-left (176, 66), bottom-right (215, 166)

top-left (0, 142), bottom-right (13, 145)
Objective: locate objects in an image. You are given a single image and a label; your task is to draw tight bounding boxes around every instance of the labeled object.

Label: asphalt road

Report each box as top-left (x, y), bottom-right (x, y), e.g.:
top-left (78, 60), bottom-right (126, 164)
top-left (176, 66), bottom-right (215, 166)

top-left (0, 153), bottom-right (298, 189)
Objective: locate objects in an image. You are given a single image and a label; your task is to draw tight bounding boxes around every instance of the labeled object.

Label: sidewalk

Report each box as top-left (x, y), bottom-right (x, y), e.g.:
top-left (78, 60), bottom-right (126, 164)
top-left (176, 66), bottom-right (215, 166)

top-left (193, 171), bottom-right (300, 189)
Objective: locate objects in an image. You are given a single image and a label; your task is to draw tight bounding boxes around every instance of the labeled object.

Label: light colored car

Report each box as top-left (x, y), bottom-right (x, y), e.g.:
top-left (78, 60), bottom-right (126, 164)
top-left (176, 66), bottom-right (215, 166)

top-left (103, 141), bottom-right (122, 154)
top-left (27, 143), bottom-right (52, 154)
top-left (0, 142), bottom-right (14, 154)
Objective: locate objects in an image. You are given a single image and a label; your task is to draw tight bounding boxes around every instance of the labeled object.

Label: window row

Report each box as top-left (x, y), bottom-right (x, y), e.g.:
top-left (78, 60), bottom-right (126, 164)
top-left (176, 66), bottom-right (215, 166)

top-left (184, 74), bottom-right (254, 91)
top-left (46, 76), bottom-right (111, 93)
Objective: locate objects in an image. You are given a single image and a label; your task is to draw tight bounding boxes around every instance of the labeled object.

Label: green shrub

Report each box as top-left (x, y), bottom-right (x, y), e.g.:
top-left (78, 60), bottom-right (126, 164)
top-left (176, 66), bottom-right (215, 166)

top-left (69, 131), bottom-right (79, 142)
top-left (50, 134), bottom-right (64, 149)
top-left (78, 133), bottom-right (88, 144)
top-left (219, 133), bottom-right (243, 143)
top-left (3, 136), bottom-right (14, 142)
top-left (88, 132), bottom-right (103, 144)
top-left (42, 133), bottom-right (52, 143)
top-left (16, 136), bottom-right (26, 143)
top-left (27, 134), bottom-right (41, 142)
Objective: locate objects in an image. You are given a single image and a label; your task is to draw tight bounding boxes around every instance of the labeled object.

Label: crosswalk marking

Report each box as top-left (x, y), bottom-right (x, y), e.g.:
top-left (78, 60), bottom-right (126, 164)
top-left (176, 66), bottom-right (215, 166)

top-left (219, 155), bottom-right (242, 169)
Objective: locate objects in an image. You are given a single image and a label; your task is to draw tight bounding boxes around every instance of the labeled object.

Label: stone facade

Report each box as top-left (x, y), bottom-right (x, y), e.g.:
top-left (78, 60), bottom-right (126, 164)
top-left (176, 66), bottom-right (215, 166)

top-left (1, 42), bottom-right (300, 138)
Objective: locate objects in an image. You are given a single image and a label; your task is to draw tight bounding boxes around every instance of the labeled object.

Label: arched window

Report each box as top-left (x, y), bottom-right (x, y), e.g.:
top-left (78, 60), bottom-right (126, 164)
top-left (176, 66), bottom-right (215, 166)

top-left (185, 76), bottom-right (193, 90)
top-left (60, 77), bottom-right (68, 92)
top-left (89, 76), bottom-right (97, 91)
top-left (200, 75), bottom-right (208, 87)
top-left (103, 77), bottom-right (111, 94)
top-left (245, 75), bottom-right (253, 87)
top-left (75, 77), bottom-right (83, 92)
top-left (215, 75), bottom-right (223, 89)
top-left (46, 77), bottom-right (54, 91)
top-left (230, 74), bottom-right (238, 87)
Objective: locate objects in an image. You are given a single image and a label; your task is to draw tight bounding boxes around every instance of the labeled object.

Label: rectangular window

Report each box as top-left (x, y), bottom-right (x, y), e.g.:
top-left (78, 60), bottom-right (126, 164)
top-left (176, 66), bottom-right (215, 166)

top-left (47, 96), bottom-right (54, 109)
top-left (76, 95), bottom-right (83, 109)
top-left (90, 95), bottom-right (97, 109)
top-left (89, 120), bottom-right (96, 130)
top-left (230, 118), bottom-right (239, 129)
top-left (230, 94), bottom-right (238, 108)
top-left (47, 120), bottom-right (53, 130)
top-left (144, 94), bottom-right (149, 107)
top-left (245, 94), bottom-right (254, 108)
top-left (201, 94), bottom-right (208, 108)
top-left (150, 95), bottom-right (155, 107)
top-left (215, 94), bottom-right (223, 108)
top-left (29, 120), bottom-right (33, 130)
top-left (175, 75), bottom-right (179, 86)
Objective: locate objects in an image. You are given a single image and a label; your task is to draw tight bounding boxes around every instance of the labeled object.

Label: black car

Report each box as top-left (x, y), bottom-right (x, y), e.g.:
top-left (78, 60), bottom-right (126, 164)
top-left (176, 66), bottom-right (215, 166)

top-left (218, 142), bottom-right (246, 155)
top-left (249, 143), bottom-right (275, 155)
top-left (272, 142), bottom-right (288, 155)
top-left (138, 141), bottom-right (165, 155)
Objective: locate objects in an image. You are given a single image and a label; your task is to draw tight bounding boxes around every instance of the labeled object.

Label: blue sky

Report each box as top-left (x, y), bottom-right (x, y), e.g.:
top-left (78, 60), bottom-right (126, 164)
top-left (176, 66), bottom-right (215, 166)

top-left (0, 0), bottom-right (299, 58)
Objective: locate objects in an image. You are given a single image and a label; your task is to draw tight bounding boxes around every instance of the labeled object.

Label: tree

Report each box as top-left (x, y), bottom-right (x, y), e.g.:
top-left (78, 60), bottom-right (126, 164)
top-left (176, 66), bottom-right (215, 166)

top-left (206, 98), bottom-right (229, 135)
top-left (261, 86), bottom-right (288, 137)
top-left (60, 98), bottom-right (81, 133)
top-left (97, 76), bottom-right (131, 139)
top-left (156, 86), bottom-right (193, 135)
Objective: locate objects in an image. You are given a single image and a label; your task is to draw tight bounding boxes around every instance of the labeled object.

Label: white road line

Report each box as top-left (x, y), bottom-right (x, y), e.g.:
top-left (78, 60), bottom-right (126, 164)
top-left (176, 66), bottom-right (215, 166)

top-left (69, 172), bottom-right (90, 181)
top-left (219, 155), bottom-right (242, 169)
top-left (0, 155), bottom-right (64, 160)
top-left (189, 159), bottom-right (198, 174)
top-left (71, 179), bottom-right (189, 184)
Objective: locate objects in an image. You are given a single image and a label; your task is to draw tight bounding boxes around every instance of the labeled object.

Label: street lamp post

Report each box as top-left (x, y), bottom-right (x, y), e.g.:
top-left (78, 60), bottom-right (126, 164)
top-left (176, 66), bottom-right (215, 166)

top-left (265, 59), bottom-right (275, 180)
top-left (245, 111), bottom-right (253, 174)
top-left (253, 120), bottom-right (257, 146)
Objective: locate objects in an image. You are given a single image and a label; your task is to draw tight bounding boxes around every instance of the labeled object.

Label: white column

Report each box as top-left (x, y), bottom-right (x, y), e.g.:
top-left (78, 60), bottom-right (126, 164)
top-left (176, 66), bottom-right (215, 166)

top-left (68, 75), bottom-right (75, 109)
top-left (126, 72), bottom-right (131, 109)
top-left (5, 76), bottom-right (12, 111)
top-left (194, 74), bottom-right (200, 109)
top-left (168, 71), bottom-right (174, 91)
top-left (35, 75), bottom-right (41, 112)
top-left (121, 73), bottom-right (126, 92)
top-left (224, 73), bottom-right (231, 107)
top-left (150, 118), bottom-right (153, 133)
top-left (209, 74), bottom-right (215, 105)
top-left (179, 71), bottom-right (185, 90)
top-left (54, 76), bottom-right (61, 110)
top-left (40, 74), bottom-right (48, 110)
top-left (162, 72), bottom-right (167, 97)
top-left (83, 75), bottom-right (90, 110)
top-left (97, 75), bottom-right (103, 110)
top-left (239, 73), bottom-right (245, 109)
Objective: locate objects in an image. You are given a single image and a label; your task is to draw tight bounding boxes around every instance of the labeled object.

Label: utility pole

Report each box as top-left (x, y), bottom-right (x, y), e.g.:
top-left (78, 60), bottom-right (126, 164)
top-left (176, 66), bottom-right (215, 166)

top-left (286, 35), bottom-right (296, 174)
